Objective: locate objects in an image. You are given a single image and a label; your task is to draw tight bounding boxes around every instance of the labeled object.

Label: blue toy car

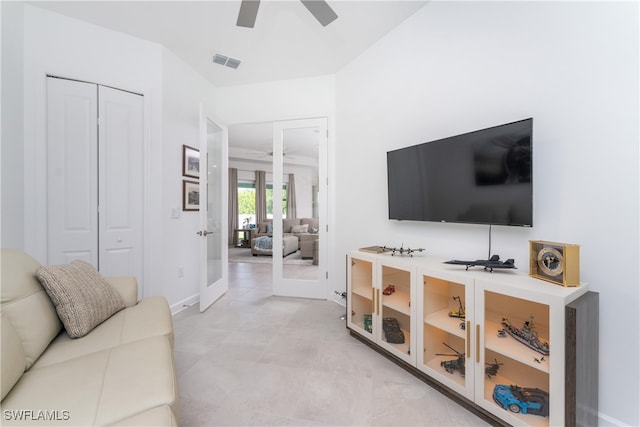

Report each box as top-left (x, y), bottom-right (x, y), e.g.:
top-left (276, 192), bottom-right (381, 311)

top-left (492, 384), bottom-right (549, 417)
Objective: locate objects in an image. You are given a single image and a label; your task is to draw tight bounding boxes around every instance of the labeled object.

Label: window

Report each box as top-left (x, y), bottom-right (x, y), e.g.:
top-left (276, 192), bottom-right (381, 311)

top-left (238, 181), bottom-right (287, 227)
top-left (238, 182), bottom-right (255, 228)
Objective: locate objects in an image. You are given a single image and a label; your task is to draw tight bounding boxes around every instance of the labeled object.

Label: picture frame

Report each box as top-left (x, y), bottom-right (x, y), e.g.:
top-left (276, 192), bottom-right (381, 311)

top-left (182, 145), bottom-right (200, 179)
top-left (182, 180), bottom-right (200, 211)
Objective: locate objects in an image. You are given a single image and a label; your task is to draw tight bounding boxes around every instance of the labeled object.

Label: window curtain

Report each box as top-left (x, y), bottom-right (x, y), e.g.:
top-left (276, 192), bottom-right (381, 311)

top-left (228, 168), bottom-right (238, 246)
top-left (287, 173), bottom-right (297, 219)
top-left (255, 170), bottom-right (266, 225)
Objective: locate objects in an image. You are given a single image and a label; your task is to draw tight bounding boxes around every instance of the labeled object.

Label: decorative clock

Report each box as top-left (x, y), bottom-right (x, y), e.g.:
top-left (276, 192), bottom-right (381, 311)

top-left (529, 240), bottom-right (580, 287)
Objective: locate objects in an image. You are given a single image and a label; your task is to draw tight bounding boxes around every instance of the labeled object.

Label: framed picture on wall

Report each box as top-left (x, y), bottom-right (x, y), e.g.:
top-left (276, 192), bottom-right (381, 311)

top-left (182, 145), bottom-right (200, 179)
top-left (183, 180), bottom-right (200, 211)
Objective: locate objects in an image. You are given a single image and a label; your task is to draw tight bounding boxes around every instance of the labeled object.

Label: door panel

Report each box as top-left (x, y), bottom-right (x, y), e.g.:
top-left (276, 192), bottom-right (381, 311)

top-left (47, 77), bottom-right (144, 291)
top-left (199, 106), bottom-right (228, 312)
top-left (47, 78), bottom-right (98, 266)
top-left (98, 86), bottom-right (144, 283)
top-left (272, 118), bottom-right (328, 299)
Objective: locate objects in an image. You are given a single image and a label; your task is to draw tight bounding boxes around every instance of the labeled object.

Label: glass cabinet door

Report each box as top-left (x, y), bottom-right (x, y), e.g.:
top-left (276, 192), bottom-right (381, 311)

top-left (419, 272), bottom-right (474, 399)
top-left (478, 288), bottom-right (551, 427)
top-left (347, 256), bottom-right (375, 340)
top-left (378, 262), bottom-right (415, 362)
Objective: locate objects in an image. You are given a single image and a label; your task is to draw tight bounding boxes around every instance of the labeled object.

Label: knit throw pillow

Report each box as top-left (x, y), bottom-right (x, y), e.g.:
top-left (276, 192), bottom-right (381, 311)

top-left (36, 261), bottom-right (125, 338)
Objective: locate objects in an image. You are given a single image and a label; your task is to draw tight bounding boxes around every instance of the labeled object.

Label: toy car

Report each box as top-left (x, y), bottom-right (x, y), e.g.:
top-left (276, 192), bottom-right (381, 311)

top-left (492, 384), bottom-right (549, 417)
top-left (383, 284), bottom-right (396, 295)
top-left (382, 317), bottom-right (405, 344)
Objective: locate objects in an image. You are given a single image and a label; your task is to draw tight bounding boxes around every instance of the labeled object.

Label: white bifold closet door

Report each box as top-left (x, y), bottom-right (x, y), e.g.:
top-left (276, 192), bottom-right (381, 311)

top-left (47, 77), bottom-right (143, 284)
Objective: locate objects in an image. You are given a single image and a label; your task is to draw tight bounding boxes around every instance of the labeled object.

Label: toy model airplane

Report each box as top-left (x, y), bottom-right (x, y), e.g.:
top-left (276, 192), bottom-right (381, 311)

top-left (383, 245), bottom-right (425, 257)
top-left (444, 255), bottom-right (516, 272)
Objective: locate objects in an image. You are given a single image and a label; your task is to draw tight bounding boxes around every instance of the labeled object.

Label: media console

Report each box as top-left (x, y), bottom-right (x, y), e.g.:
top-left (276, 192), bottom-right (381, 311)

top-left (346, 250), bottom-right (598, 427)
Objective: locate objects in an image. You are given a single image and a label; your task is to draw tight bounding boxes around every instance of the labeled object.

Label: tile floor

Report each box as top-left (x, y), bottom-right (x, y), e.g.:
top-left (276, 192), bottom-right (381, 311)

top-left (173, 261), bottom-right (490, 426)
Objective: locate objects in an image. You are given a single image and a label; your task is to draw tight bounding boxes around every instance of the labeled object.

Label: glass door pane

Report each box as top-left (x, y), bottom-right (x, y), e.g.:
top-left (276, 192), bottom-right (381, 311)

top-left (272, 118), bottom-right (327, 299)
top-left (380, 264), bottom-right (412, 359)
top-left (482, 290), bottom-right (550, 425)
top-left (207, 118), bottom-right (223, 285)
top-left (421, 274), bottom-right (472, 398)
top-left (281, 127), bottom-right (320, 281)
top-left (199, 111), bottom-right (228, 312)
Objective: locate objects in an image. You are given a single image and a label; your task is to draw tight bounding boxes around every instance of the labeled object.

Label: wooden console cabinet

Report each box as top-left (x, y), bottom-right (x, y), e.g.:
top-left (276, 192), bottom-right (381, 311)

top-left (346, 250), bottom-right (598, 427)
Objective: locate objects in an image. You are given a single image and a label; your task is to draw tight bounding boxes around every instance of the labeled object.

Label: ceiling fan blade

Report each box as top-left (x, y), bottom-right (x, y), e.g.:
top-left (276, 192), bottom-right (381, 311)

top-left (237, 0), bottom-right (260, 28)
top-left (300, 0), bottom-right (338, 27)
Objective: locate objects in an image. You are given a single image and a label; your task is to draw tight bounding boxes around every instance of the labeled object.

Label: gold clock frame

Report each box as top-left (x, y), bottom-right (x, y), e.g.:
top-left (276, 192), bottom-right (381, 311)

top-left (529, 240), bottom-right (580, 287)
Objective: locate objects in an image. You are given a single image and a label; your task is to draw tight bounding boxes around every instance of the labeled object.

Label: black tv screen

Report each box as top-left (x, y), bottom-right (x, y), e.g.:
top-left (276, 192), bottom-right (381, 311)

top-left (387, 118), bottom-right (533, 227)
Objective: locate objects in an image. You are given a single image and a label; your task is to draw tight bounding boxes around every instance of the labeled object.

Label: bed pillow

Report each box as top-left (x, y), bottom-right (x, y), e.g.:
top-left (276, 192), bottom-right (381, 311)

top-left (36, 260), bottom-right (125, 338)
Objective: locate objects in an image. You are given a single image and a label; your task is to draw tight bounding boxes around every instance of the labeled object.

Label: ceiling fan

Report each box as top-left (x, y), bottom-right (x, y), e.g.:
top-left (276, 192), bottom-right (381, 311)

top-left (237, 0), bottom-right (338, 28)
top-left (266, 148), bottom-right (298, 159)
top-left (239, 143), bottom-right (299, 161)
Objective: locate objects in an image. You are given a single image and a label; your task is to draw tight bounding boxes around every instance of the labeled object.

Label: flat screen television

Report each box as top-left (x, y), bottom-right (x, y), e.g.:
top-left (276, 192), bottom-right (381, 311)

top-left (387, 118), bottom-right (533, 227)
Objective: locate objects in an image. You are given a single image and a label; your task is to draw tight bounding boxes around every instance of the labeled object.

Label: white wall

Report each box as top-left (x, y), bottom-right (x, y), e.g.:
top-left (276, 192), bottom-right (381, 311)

top-left (1, 2), bottom-right (25, 249)
top-left (215, 76), bottom-right (335, 125)
top-left (160, 49), bottom-right (217, 311)
top-left (335, 2), bottom-right (638, 425)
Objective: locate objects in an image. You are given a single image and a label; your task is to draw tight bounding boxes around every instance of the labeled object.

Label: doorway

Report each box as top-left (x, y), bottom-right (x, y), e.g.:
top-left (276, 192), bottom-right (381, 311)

top-left (227, 117), bottom-right (328, 299)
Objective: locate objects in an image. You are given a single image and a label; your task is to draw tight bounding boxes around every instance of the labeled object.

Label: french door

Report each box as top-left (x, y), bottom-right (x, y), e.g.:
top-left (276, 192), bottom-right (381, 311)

top-left (46, 77), bottom-right (143, 287)
top-left (272, 118), bottom-right (328, 299)
top-left (198, 105), bottom-right (229, 312)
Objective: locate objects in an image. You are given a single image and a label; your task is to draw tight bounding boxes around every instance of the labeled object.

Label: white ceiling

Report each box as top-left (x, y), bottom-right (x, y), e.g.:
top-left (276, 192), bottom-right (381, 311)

top-left (29, 0), bottom-right (427, 165)
top-left (31, 0), bottom-right (427, 87)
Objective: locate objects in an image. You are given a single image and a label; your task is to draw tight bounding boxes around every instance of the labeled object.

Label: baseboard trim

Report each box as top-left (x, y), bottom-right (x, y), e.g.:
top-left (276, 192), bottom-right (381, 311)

top-left (598, 411), bottom-right (630, 427)
top-left (170, 294), bottom-right (199, 315)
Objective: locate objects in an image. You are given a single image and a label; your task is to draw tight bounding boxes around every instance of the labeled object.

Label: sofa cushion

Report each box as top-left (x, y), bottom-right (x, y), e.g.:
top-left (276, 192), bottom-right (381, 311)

top-left (1, 314), bottom-right (26, 400)
top-left (36, 261), bottom-right (125, 339)
top-left (105, 276), bottom-right (138, 307)
top-left (257, 220), bottom-right (272, 234)
top-left (33, 296), bottom-right (174, 368)
top-left (283, 218), bottom-right (301, 233)
top-left (291, 224), bottom-right (309, 234)
top-left (298, 233), bottom-right (320, 242)
top-left (300, 218), bottom-right (319, 232)
top-left (1, 335), bottom-right (178, 426)
top-left (0, 249), bottom-right (62, 370)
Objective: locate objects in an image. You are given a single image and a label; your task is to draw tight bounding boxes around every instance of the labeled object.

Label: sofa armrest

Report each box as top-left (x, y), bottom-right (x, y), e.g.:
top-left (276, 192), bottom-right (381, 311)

top-left (105, 277), bottom-right (138, 307)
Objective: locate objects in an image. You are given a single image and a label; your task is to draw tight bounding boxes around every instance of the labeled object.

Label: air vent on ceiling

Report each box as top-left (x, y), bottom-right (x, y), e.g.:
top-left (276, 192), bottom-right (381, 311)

top-left (225, 58), bottom-right (241, 69)
top-left (213, 53), bottom-right (241, 69)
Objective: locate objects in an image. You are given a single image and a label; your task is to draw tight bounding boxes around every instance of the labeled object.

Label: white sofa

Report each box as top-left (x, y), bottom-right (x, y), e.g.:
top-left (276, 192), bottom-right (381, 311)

top-left (251, 218), bottom-right (319, 258)
top-left (0, 249), bottom-right (179, 426)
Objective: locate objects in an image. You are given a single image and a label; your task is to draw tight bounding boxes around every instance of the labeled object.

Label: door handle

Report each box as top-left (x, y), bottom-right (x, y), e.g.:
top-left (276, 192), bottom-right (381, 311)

top-left (466, 321), bottom-right (471, 357)
top-left (476, 324), bottom-right (480, 364)
top-left (196, 230), bottom-right (214, 236)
